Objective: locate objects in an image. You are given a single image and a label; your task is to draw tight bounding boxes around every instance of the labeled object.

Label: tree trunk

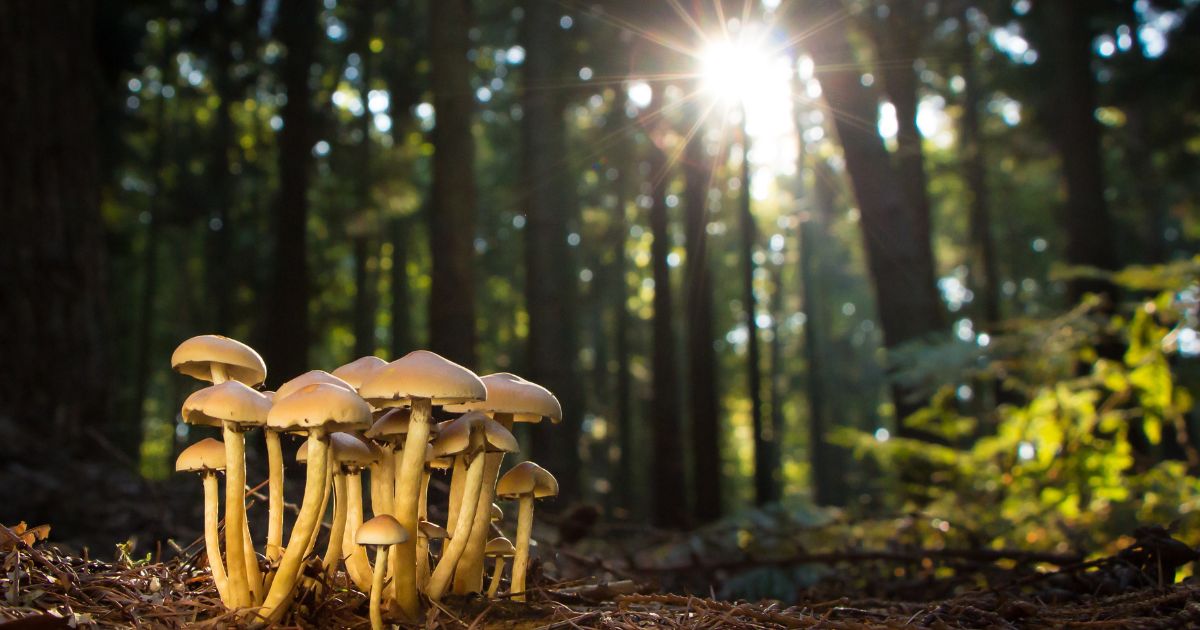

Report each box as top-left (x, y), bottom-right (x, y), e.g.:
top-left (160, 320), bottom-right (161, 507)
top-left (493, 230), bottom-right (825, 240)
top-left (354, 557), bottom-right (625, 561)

top-left (352, 0), bottom-right (377, 358)
top-left (1043, 0), bottom-right (1118, 301)
top-left (959, 30), bottom-right (1000, 325)
top-left (804, 0), bottom-right (943, 430)
top-left (683, 107), bottom-right (722, 522)
top-left (207, 0), bottom-right (236, 334)
top-left (520, 0), bottom-right (584, 499)
top-left (265, 0), bottom-right (318, 386)
top-left (608, 133), bottom-right (636, 517)
top-left (428, 0), bottom-right (477, 368)
top-left (386, 0), bottom-right (421, 358)
top-left (0, 1), bottom-right (109, 455)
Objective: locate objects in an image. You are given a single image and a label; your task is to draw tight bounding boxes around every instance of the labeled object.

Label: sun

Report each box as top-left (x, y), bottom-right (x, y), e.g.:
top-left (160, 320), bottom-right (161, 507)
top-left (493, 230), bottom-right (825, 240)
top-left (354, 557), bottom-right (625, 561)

top-left (698, 34), bottom-right (775, 107)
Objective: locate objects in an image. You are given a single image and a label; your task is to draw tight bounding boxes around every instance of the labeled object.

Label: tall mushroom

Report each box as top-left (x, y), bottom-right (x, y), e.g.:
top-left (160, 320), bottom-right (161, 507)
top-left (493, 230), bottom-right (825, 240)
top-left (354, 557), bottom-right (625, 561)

top-left (356, 515), bottom-right (409, 630)
top-left (173, 335), bottom-right (267, 609)
top-left (496, 462), bottom-right (559, 601)
top-left (180, 380), bottom-right (271, 608)
top-left (274, 370), bottom-right (357, 562)
top-left (357, 350), bottom-right (485, 619)
top-left (362, 408), bottom-right (411, 520)
top-left (425, 412), bottom-right (518, 601)
top-left (444, 373), bottom-right (561, 593)
top-left (175, 438), bottom-right (232, 605)
top-left (323, 432), bottom-right (378, 579)
top-left (343, 439), bottom-right (386, 592)
top-left (256, 383), bottom-right (371, 624)
top-left (484, 537), bottom-right (515, 599)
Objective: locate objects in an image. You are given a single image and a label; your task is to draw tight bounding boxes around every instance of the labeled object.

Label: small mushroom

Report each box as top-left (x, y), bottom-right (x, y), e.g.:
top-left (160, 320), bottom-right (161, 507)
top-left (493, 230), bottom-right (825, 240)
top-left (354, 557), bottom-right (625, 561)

top-left (256, 383), bottom-right (371, 624)
top-left (331, 355), bottom-right (388, 390)
top-left (484, 537), bottom-right (515, 599)
top-left (418, 519), bottom-right (450, 587)
top-left (357, 350), bottom-right (485, 619)
top-left (323, 433), bottom-right (378, 579)
top-left (356, 515), bottom-right (409, 630)
top-left (425, 412), bottom-right (518, 601)
top-left (496, 462), bottom-right (559, 601)
top-left (175, 438), bottom-right (231, 605)
top-left (443, 373), bottom-right (561, 594)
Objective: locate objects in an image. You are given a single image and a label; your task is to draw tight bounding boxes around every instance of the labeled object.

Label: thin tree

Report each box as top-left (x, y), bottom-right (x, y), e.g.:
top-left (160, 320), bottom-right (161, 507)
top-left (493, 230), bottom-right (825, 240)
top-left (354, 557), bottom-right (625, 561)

top-left (959, 17), bottom-right (1001, 325)
top-left (352, 0), bottom-right (378, 358)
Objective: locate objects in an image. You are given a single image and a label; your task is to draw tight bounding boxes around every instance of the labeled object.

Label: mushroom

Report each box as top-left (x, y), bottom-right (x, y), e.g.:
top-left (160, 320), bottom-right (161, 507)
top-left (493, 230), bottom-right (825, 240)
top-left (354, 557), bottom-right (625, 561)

top-left (356, 515), bottom-right (409, 630)
top-left (268, 371), bottom-right (356, 562)
top-left (443, 373), bottom-right (561, 594)
top-left (180, 379), bottom-right (271, 608)
top-left (323, 432), bottom-right (378, 579)
top-left (256, 383), bottom-right (371, 624)
top-left (175, 438), bottom-right (232, 605)
top-left (293, 437), bottom-right (334, 560)
top-left (357, 350), bottom-right (485, 619)
top-left (331, 355), bottom-right (388, 390)
top-left (343, 439), bottom-right (386, 592)
top-left (362, 408), bottom-right (411, 520)
top-left (417, 519), bottom-right (450, 588)
top-left (425, 412), bottom-right (518, 601)
top-left (496, 462), bottom-right (559, 601)
top-left (484, 537), bottom-right (515, 599)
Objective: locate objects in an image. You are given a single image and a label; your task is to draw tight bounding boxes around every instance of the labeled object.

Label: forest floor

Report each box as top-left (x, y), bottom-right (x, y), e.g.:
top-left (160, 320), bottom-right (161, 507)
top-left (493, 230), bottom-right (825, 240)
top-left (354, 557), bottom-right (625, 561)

top-left (3, 520), bottom-right (1199, 629)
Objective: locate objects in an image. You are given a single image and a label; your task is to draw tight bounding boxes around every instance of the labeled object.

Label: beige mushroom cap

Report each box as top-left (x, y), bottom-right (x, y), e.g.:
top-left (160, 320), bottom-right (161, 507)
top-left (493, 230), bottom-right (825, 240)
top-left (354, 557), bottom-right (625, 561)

top-left (425, 444), bottom-right (453, 470)
top-left (172, 335), bottom-right (267, 387)
top-left (356, 515), bottom-right (409, 546)
top-left (331, 356), bottom-right (388, 390)
top-left (418, 520), bottom-right (449, 540)
top-left (175, 438), bottom-right (227, 473)
top-left (443, 373), bottom-right (563, 423)
top-left (484, 537), bottom-right (516, 558)
top-left (430, 411), bottom-right (519, 458)
top-left (496, 461), bottom-right (559, 499)
top-left (358, 350), bottom-right (486, 408)
top-left (364, 408), bottom-right (414, 442)
top-left (267, 383), bottom-right (372, 433)
top-left (182, 381), bottom-right (272, 429)
top-left (331, 432), bottom-right (378, 468)
top-left (490, 503), bottom-right (503, 522)
top-left (274, 370), bottom-right (355, 402)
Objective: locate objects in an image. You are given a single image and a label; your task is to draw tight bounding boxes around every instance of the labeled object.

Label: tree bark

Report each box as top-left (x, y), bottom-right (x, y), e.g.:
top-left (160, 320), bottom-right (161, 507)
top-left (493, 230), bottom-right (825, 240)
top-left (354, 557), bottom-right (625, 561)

top-left (520, 0), bottom-right (584, 499)
top-left (959, 28), bottom-right (1000, 325)
top-left (682, 106), bottom-right (722, 522)
top-left (266, 0), bottom-right (318, 386)
top-left (352, 0), bottom-right (377, 358)
top-left (804, 0), bottom-right (944, 430)
top-left (428, 0), bottom-right (478, 368)
top-left (0, 0), bottom-right (109, 463)
top-left (207, 0), bottom-right (236, 334)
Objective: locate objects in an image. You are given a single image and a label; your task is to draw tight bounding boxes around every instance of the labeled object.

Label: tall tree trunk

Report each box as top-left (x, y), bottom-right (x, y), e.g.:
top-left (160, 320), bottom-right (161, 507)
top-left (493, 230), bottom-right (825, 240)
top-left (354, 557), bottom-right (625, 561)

top-left (207, 0), bottom-right (235, 334)
top-left (428, 0), bottom-right (477, 367)
top-left (521, 0), bottom-right (583, 499)
top-left (740, 116), bottom-right (775, 506)
top-left (683, 108), bottom-right (722, 522)
top-left (386, 0), bottom-right (421, 358)
top-left (647, 119), bottom-right (688, 528)
top-left (266, 0), bottom-right (318, 386)
top-left (0, 1), bottom-right (109, 456)
top-left (960, 30), bottom-right (1000, 325)
top-left (390, 217), bottom-right (413, 357)
top-left (352, 0), bottom-right (377, 358)
top-left (1043, 0), bottom-right (1118, 301)
top-left (608, 134), bottom-right (636, 517)
top-left (804, 0), bottom-right (944, 431)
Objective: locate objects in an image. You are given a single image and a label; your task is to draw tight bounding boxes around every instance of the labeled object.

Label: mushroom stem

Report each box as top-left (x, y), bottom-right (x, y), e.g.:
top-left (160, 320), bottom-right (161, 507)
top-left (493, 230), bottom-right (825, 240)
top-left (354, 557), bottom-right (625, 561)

top-left (305, 470), bottom-right (333, 558)
top-left (487, 557), bottom-right (506, 599)
top-left (265, 429), bottom-right (285, 563)
top-left (369, 546), bottom-right (388, 630)
top-left (453, 413), bottom-right (513, 594)
top-left (323, 470), bottom-right (349, 577)
top-left (343, 472), bottom-right (373, 591)
top-left (415, 470), bottom-right (433, 589)
top-left (222, 423), bottom-right (252, 609)
top-left (255, 430), bottom-right (330, 624)
top-left (511, 494), bottom-right (534, 602)
top-left (390, 397), bottom-right (432, 621)
top-left (243, 514), bottom-right (263, 604)
top-left (370, 445), bottom-right (394, 517)
top-left (426, 449), bottom-right (486, 601)
top-left (446, 454), bottom-right (466, 532)
top-left (202, 473), bottom-right (231, 604)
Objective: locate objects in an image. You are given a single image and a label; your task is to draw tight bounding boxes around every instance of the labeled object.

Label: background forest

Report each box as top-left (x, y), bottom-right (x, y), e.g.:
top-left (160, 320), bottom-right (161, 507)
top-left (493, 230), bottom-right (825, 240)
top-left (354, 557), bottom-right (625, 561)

top-left (4, 0), bottom-right (1200, 570)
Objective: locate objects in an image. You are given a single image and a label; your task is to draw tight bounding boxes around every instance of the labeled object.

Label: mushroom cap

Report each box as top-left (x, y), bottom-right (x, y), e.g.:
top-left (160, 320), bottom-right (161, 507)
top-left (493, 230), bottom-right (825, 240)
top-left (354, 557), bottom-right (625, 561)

top-left (331, 356), bottom-right (388, 390)
top-left (356, 515), bottom-right (409, 546)
top-left (171, 335), bottom-right (267, 387)
top-left (443, 373), bottom-right (563, 424)
top-left (417, 520), bottom-right (448, 540)
top-left (490, 503), bottom-right (503, 522)
top-left (274, 370), bottom-right (355, 402)
top-left (182, 381), bottom-right (272, 429)
top-left (267, 383), bottom-right (372, 432)
top-left (484, 537), bottom-right (516, 558)
top-left (175, 438), bottom-right (226, 473)
top-left (496, 461), bottom-right (559, 499)
top-left (364, 408), bottom-right (413, 442)
top-left (430, 411), bottom-right (519, 458)
top-left (331, 432), bottom-right (378, 467)
top-left (357, 350), bottom-right (486, 408)
top-left (425, 444), bottom-right (453, 470)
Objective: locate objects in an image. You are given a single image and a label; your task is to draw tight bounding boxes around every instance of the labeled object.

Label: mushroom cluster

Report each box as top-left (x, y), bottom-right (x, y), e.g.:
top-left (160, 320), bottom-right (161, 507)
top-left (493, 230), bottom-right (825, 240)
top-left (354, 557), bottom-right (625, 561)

top-left (171, 335), bottom-right (562, 626)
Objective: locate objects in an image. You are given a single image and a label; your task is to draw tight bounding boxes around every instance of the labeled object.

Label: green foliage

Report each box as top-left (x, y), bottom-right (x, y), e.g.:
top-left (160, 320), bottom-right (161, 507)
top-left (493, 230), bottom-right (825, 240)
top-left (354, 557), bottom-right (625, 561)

top-left (836, 259), bottom-right (1200, 554)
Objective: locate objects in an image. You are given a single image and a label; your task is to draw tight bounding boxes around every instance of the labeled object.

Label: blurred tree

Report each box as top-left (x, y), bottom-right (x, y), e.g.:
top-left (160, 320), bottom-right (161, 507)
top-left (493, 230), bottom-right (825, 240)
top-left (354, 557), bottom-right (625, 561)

top-left (352, 0), bottom-right (378, 358)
